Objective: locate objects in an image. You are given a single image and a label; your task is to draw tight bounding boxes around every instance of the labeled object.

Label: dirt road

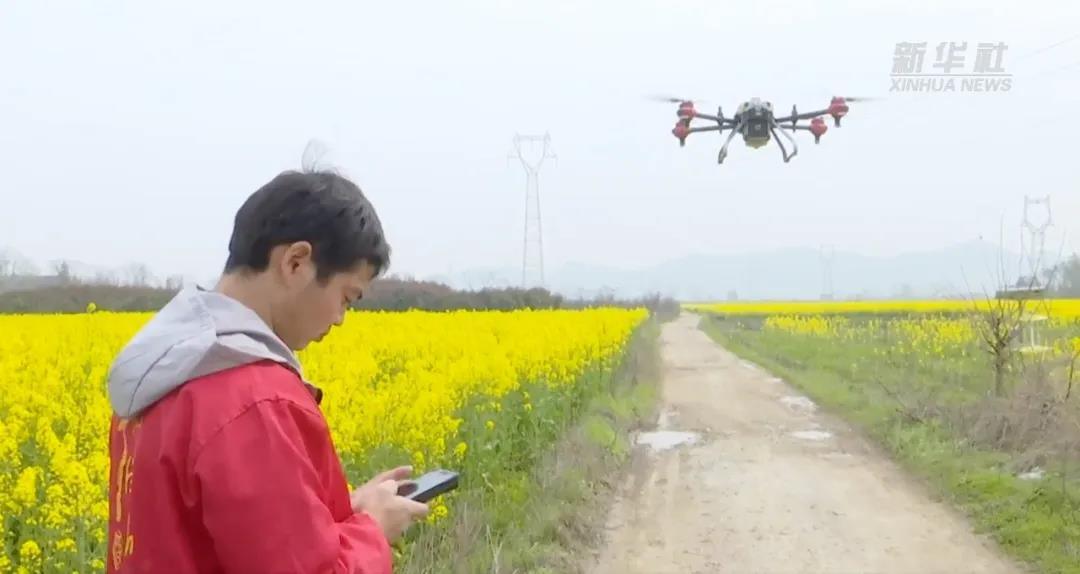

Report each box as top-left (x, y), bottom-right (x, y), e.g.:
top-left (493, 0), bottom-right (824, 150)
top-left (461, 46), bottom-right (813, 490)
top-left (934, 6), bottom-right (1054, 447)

top-left (587, 313), bottom-right (1022, 574)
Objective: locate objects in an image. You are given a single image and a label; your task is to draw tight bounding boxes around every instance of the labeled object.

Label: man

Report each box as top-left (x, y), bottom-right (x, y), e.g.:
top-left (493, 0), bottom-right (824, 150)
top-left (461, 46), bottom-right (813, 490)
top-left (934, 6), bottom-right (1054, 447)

top-left (105, 169), bottom-right (428, 573)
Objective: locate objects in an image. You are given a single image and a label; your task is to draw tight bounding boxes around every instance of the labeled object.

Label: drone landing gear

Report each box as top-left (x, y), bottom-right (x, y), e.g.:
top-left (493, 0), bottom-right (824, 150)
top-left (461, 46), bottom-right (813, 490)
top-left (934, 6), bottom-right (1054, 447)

top-left (717, 125), bottom-right (739, 164)
top-left (771, 124), bottom-right (799, 163)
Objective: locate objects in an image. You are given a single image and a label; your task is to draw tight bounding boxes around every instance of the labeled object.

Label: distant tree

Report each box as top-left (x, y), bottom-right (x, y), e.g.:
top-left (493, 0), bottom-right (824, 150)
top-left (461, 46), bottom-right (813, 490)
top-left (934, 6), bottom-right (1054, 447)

top-left (0, 248), bottom-right (17, 276)
top-left (53, 260), bottom-right (73, 284)
top-left (94, 271), bottom-right (119, 286)
top-left (124, 263), bottom-right (152, 287)
top-left (165, 275), bottom-right (185, 290)
top-left (1051, 254), bottom-right (1080, 297)
top-left (968, 235), bottom-right (1062, 397)
top-left (973, 293), bottom-right (1029, 397)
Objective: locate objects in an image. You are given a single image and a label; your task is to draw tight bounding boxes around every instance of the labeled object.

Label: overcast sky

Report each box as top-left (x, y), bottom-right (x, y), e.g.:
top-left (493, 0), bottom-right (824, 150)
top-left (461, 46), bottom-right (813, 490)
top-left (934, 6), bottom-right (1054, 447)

top-left (2, 0), bottom-right (1078, 284)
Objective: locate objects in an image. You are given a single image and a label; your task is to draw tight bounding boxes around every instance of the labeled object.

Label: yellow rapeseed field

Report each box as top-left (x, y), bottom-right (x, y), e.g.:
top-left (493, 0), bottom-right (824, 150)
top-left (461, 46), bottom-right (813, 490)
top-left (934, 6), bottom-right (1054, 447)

top-left (763, 314), bottom-right (980, 360)
top-left (0, 307), bottom-right (647, 572)
top-left (687, 298), bottom-right (1080, 318)
top-left (703, 299), bottom-right (1080, 365)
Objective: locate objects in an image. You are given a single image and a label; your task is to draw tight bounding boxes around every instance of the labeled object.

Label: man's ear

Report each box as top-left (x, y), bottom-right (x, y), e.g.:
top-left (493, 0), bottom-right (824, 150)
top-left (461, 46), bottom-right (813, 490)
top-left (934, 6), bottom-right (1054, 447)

top-left (280, 241), bottom-right (315, 277)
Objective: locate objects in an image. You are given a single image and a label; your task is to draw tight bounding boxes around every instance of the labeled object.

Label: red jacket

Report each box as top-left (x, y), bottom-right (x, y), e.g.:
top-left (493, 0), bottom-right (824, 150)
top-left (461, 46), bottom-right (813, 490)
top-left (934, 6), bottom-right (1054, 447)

top-left (106, 360), bottom-right (392, 573)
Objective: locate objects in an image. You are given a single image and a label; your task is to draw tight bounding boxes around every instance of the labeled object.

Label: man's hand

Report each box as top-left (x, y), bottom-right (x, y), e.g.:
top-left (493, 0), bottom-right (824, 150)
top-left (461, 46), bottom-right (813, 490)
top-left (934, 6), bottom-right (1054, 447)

top-left (351, 466), bottom-right (430, 543)
top-left (351, 466), bottom-right (414, 511)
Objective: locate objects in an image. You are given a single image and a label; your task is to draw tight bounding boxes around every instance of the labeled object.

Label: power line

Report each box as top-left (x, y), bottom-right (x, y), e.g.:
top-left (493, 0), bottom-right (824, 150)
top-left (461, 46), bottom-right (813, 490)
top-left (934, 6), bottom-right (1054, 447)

top-left (1012, 32), bottom-right (1080, 80)
top-left (1014, 32), bottom-right (1080, 62)
top-left (1026, 58), bottom-right (1080, 80)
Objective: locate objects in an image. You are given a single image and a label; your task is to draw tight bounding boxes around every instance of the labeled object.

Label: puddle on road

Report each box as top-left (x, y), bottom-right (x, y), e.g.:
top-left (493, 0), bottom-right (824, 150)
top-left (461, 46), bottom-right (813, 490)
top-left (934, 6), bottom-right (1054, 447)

top-left (1019, 467), bottom-right (1045, 481)
top-left (780, 396), bottom-right (817, 411)
top-left (635, 431), bottom-right (701, 451)
top-left (790, 430), bottom-right (833, 441)
top-left (739, 360), bottom-right (761, 372)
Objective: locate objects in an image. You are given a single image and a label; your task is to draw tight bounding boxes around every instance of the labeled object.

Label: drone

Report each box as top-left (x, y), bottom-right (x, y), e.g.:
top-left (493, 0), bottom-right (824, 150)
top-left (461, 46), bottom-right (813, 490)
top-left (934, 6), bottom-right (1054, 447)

top-left (655, 95), bottom-right (874, 164)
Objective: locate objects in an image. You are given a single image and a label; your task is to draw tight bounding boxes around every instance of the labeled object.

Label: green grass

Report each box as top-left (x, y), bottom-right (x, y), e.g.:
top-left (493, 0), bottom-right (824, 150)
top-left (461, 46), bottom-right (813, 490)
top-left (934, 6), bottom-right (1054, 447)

top-left (699, 314), bottom-right (1080, 574)
top-left (393, 315), bottom-right (663, 574)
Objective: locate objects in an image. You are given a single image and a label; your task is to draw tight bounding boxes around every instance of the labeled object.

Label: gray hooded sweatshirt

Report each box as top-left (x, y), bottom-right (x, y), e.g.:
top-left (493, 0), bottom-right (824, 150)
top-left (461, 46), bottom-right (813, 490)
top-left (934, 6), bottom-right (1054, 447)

top-left (108, 285), bottom-right (307, 419)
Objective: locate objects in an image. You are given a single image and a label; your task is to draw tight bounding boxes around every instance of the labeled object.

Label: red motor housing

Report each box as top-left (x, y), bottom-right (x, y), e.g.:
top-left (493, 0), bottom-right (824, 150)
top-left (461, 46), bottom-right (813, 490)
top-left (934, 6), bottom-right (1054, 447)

top-left (672, 121), bottom-right (690, 145)
top-left (827, 97), bottom-right (849, 126)
top-left (676, 101), bottom-right (696, 120)
top-left (809, 117), bottom-right (827, 143)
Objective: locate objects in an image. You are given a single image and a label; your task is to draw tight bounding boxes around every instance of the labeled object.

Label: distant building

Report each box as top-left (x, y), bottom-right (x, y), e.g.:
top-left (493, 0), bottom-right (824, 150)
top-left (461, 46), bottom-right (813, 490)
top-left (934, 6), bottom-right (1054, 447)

top-left (994, 275), bottom-right (1044, 300)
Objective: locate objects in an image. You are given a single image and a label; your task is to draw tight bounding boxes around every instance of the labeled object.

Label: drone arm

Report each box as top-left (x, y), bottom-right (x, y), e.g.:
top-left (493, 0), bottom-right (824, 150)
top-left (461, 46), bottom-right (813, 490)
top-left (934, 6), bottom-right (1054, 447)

top-left (687, 125), bottom-right (724, 134)
top-left (773, 108), bottom-right (831, 124)
top-left (690, 113), bottom-right (738, 126)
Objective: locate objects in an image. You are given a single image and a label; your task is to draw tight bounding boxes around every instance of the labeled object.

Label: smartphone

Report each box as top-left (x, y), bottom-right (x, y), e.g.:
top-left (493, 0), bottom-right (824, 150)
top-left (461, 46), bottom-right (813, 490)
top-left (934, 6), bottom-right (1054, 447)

top-left (396, 469), bottom-right (459, 503)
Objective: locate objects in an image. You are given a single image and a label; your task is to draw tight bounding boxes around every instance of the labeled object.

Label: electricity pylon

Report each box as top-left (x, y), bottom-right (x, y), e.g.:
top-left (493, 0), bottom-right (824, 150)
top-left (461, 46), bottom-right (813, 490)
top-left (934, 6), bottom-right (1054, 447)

top-left (509, 133), bottom-right (556, 288)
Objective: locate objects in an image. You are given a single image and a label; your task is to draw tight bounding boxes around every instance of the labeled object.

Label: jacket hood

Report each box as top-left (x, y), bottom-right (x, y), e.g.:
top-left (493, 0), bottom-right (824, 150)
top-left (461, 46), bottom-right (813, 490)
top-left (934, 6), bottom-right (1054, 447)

top-left (107, 284), bottom-right (304, 418)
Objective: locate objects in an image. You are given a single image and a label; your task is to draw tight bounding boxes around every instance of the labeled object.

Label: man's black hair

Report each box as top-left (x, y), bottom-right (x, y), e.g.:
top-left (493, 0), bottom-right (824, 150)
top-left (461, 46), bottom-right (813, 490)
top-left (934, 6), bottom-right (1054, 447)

top-left (224, 170), bottom-right (391, 282)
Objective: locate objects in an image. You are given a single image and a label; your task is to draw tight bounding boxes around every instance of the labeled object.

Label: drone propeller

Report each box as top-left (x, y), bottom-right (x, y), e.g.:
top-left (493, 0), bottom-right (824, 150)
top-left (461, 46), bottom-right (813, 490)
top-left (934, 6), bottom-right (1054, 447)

top-left (647, 94), bottom-right (709, 105)
top-left (834, 96), bottom-right (881, 102)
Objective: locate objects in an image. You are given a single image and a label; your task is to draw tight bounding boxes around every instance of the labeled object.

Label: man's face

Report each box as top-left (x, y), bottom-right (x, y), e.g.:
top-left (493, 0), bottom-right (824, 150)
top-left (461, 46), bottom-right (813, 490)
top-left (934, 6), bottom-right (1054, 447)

top-left (272, 242), bottom-right (377, 350)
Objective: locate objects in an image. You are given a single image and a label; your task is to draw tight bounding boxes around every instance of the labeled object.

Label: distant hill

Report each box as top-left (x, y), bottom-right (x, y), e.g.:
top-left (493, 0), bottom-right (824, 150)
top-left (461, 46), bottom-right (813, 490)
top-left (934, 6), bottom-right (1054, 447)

top-left (4, 241), bottom-right (1064, 306)
top-left (438, 241), bottom-right (1059, 301)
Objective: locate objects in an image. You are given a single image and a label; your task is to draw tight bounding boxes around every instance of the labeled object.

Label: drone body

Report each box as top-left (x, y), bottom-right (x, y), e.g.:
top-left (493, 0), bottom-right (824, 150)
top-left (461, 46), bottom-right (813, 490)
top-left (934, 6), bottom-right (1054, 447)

top-left (665, 95), bottom-right (867, 164)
